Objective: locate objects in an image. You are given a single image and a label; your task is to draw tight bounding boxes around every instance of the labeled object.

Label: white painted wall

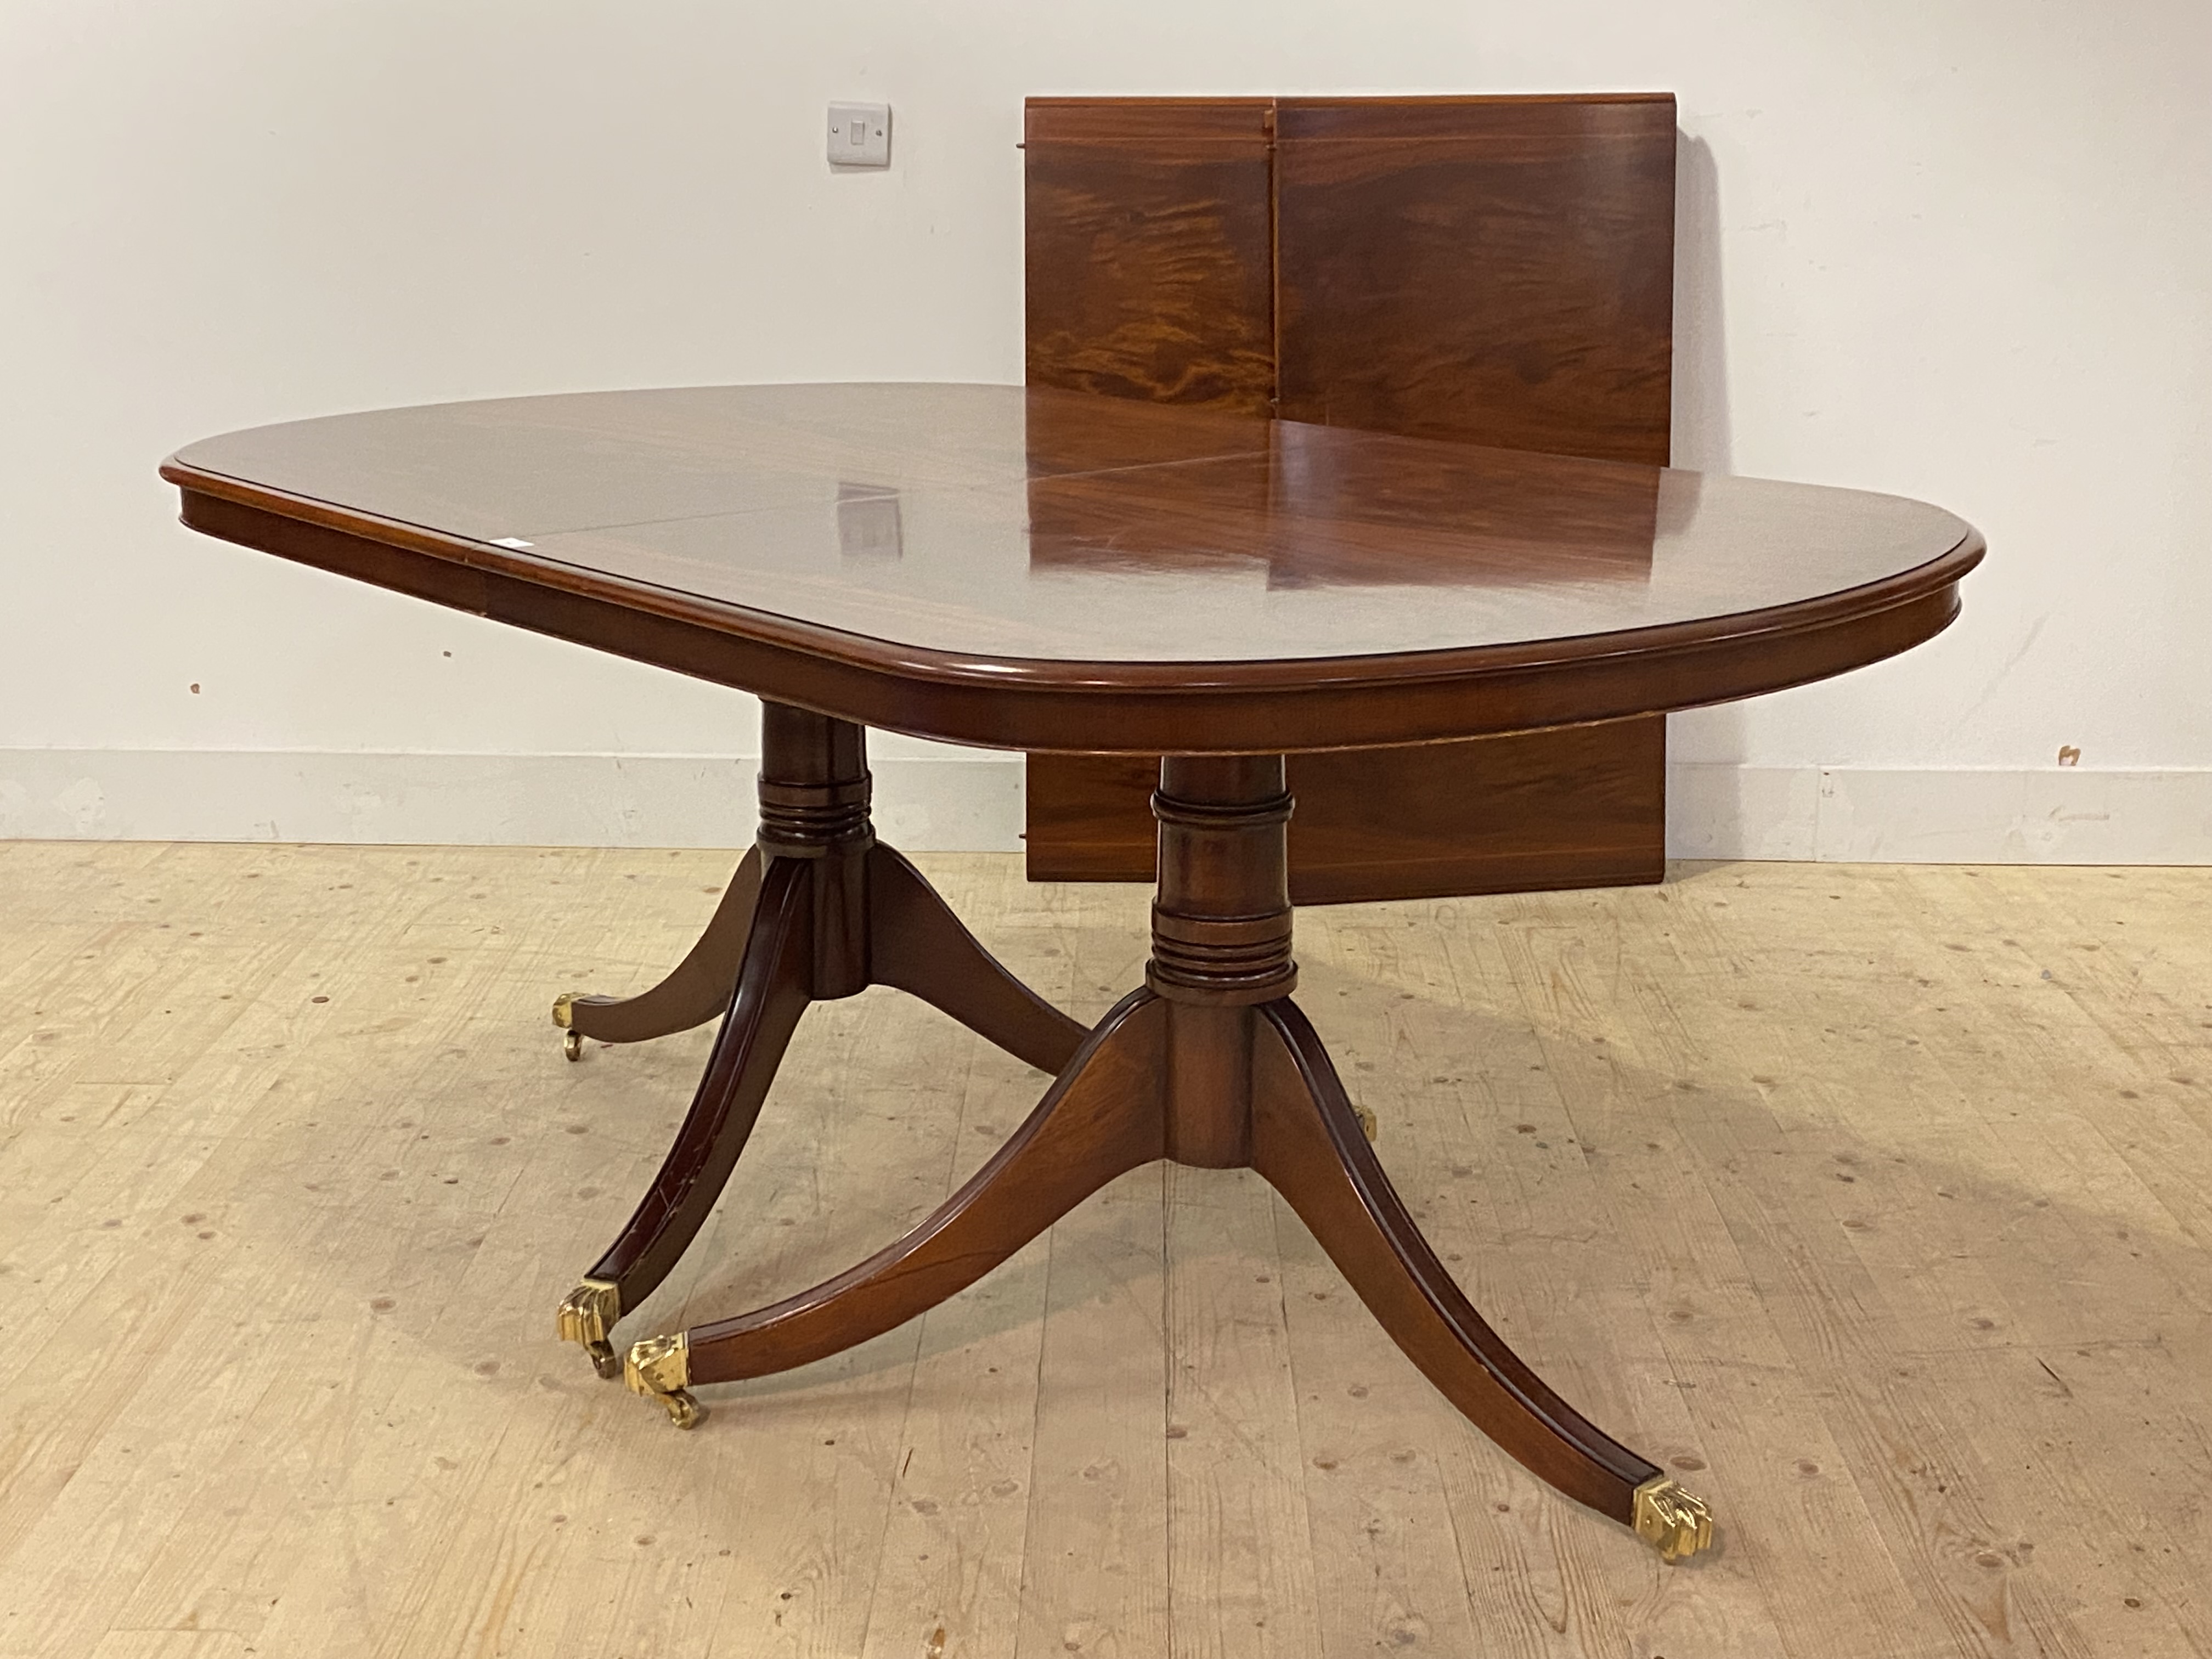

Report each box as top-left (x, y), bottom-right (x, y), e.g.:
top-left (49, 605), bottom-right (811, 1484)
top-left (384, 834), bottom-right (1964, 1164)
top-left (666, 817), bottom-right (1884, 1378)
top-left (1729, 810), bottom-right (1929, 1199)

top-left (4, 0), bottom-right (2208, 858)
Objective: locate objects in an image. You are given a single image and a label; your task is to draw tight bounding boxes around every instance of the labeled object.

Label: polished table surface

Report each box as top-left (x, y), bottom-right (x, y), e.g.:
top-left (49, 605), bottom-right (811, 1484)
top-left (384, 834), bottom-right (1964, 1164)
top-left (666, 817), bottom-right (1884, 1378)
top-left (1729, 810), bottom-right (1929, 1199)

top-left (165, 383), bottom-right (1983, 1567)
top-left (166, 383), bottom-right (1981, 752)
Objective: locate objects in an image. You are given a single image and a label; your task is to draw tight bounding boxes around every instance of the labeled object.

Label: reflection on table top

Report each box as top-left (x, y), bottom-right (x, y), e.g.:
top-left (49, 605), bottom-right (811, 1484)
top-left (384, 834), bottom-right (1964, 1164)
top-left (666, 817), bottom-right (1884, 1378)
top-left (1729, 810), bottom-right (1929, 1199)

top-left (168, 383), bottom-right (1976, 668)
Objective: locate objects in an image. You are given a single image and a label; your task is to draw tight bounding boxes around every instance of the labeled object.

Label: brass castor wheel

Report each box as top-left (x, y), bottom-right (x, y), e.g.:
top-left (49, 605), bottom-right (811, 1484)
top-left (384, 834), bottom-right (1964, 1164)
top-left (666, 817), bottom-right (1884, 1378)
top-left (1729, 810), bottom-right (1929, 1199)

top-left (552, 992), bottom-right (587, 1061)
top-left (626, 1333), bottom-right (707, 1429)
top-left (657, 1388), bottom-right (705, 1429)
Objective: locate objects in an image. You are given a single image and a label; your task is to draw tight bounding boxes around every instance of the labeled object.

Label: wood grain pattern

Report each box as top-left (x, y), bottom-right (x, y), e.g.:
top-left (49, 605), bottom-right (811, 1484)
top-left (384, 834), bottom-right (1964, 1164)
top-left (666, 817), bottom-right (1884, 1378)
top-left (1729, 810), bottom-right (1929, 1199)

top-left (1028, 723), bottom-right (1666, 901)
top-left (1249, 997), bottom-right (1655, 1519)
top-left (662, 754), bottom-right (1667, 1543)
top-left (562, 847), bottom-right (764, 1042)
top-left (685, 991), bottom-right (1167, 1384)
top-left (565, 706), bottom-right (1088, 1341)
top-left (163, 384), bottom-right (1982, 757)
top-left (159, 379), bottom-right (1979, 1593)
top-left (1021, 94), bottom-right (1677, 898)
top-left (867, 843), bottom-right (1090, 1074)
top-left (1161, 1160), bottom-right (1323, 1655)
top-left (1024, 99), bottom-right (1276, 414)
top-left (1273, 94), bottom-right (1675, 465)
top-left (585, 854), bottom-right (813, 1302)
top-left (7, 842), bottom-right (2210, 1656)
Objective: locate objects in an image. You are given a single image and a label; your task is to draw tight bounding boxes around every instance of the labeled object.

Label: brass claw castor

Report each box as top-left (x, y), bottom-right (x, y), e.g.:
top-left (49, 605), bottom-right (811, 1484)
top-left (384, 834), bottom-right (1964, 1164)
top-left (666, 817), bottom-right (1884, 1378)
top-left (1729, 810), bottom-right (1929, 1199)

top-left (555, 1278), bottom-right (624, 1379)
top-left (1353, 1103), bottom-right (1378, 1142)
top-left (552, 992), bottom-right (586, 1062)
top-left (1632, 1476), bottom-right (1715, 1562)
top-left (625, 1332), bottom-right (705, 1429)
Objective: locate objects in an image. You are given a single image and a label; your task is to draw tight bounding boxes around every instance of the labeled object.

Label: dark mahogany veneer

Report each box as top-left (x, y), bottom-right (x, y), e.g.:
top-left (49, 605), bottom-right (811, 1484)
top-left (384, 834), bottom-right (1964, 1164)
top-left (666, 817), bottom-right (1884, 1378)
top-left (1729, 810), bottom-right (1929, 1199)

top-left (1022, 93), bottom-right (1681, 898)
top-left (164, 381), bottom-right (1981, 1558)
top-left (167, 383), bottom-right (1977, 753)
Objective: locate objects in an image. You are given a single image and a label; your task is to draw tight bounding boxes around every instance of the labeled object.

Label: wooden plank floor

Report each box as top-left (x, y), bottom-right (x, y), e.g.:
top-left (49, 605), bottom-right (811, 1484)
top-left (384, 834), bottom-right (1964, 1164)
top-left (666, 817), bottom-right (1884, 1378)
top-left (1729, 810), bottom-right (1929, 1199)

top-left (0, 842), bottom-right (2207, 1658)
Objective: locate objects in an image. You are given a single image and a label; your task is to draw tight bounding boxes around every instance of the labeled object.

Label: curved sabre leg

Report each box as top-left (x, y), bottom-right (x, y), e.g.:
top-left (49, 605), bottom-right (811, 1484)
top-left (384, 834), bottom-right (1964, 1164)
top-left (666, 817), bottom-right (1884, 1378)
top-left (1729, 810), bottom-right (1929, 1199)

top-left (555, 849), bottom-right (765, 1052)
top-left (556, 857), bottom-right (812, 1381)
top-left (1249, 998), bottom-right (1712, 1559)
top-left (866, 844), bottom-right (1088, 1074)
top-left (620, 991), bottom-right (1166, 1419)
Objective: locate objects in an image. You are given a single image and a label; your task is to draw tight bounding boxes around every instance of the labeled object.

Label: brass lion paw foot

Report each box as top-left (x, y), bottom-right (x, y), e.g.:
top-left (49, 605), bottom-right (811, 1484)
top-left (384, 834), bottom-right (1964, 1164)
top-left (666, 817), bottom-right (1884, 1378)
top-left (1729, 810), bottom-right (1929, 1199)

top-left (556, 1278), bottom-right (625, 1379)
top-left (625, 1333), bottom-right (706, 1429)
top-left (1633, 1476), bottom-right (1715, 1562)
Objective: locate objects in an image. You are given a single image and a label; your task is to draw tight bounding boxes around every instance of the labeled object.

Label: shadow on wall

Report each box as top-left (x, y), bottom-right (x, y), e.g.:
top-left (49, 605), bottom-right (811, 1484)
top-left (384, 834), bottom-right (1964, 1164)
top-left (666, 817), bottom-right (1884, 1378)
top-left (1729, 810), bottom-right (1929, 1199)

top-left (1671, 132), bottom-right (1731, 475)
top-left (1669, 130), bottom-right (1750, 823)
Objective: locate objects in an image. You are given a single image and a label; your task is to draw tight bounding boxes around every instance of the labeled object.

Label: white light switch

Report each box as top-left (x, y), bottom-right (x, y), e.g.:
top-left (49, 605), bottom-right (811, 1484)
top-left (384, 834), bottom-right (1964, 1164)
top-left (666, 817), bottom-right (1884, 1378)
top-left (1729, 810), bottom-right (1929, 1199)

top-left (827, 102), bottom-right (891, 168)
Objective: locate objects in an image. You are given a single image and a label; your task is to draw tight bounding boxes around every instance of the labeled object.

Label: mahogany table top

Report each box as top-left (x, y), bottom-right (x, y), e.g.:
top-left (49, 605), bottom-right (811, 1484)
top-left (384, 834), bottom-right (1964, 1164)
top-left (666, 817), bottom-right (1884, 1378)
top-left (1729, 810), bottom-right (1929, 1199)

top-left (163, 383), bottom-right (1982, 754)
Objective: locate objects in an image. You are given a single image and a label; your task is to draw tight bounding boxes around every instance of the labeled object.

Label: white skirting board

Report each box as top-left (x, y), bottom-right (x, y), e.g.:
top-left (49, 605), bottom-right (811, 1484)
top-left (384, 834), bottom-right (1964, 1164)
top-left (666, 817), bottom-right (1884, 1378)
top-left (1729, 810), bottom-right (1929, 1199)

top-left (0, 749), bottom-right (1021, 853)
top-left (2, 750), bottom-right (2208, 864)
top-left (1664, 763), bottom-right (2212, 864)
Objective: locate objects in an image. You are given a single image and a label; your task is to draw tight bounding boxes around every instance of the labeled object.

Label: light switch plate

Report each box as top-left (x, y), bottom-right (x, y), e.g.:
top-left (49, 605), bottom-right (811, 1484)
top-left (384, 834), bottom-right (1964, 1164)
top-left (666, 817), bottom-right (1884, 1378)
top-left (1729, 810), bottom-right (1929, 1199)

top-left (827, 102), bottom-right (891, 168)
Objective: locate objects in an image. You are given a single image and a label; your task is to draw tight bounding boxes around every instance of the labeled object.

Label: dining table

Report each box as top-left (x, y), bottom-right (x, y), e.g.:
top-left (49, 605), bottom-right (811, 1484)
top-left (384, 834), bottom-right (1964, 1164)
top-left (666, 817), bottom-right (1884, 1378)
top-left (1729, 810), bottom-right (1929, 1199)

top-left (162, 381), bottom-right (1983, 1562)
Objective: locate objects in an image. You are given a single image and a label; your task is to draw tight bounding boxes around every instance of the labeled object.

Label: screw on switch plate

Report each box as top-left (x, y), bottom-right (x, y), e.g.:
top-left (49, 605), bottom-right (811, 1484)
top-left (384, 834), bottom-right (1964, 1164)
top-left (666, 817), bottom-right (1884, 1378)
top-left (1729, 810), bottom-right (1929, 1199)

top-left (828, 103), bottom-right (891, 168)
